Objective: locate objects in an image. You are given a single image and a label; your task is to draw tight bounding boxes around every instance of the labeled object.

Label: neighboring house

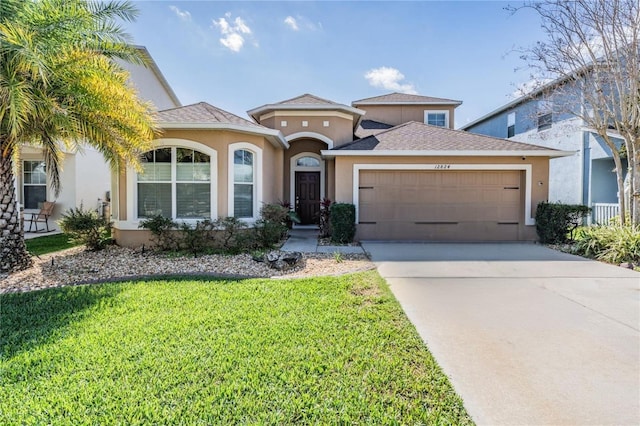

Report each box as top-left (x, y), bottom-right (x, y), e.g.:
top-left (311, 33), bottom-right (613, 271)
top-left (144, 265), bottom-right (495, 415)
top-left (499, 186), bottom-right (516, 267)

top-left (460, 87), bottom-right (626, 223)
top-left (113, 92), bottom-right (570, 246)
top-left (18, 46), bottom-right (180, 230)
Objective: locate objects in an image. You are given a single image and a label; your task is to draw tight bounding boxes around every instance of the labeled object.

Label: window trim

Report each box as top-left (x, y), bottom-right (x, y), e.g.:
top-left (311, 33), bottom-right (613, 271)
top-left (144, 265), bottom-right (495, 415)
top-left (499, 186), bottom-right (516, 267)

top-left (424, 110), bottom-right (450, 128)
top-left (126, 138), bottom-right (218, 224)
top-left (228, 142), bottom-right (262, 222)
top-left (22, 160), bottom-right (47, 210)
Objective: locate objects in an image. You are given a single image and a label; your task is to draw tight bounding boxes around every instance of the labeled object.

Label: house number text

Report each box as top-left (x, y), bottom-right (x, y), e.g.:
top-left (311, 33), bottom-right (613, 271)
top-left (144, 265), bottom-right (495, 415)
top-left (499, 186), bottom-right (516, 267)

top-left (434, 164), bottom-right (451, 169)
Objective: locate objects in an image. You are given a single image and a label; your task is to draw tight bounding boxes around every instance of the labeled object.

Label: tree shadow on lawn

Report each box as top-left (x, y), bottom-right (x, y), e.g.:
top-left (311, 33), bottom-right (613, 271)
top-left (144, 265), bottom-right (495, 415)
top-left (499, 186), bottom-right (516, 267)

top-left (0, 284), bottom-right (124, 360)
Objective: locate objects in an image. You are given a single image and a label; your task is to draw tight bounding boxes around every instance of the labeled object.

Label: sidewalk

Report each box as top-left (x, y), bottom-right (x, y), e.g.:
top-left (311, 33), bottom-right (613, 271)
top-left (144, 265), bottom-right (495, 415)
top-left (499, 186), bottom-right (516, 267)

top-left (281, 228), bottom-right (365, 254)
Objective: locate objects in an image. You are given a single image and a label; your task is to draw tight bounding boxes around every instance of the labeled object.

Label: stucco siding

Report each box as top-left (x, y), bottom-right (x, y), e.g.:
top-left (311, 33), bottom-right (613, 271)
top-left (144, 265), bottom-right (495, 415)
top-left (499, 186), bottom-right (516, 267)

top-left (358, 105), bottom-right (456, 128)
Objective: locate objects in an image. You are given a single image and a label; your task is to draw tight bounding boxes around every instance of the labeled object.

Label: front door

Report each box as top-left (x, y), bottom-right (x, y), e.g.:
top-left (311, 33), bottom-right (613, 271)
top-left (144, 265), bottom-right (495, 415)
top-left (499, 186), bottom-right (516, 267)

top-left (295, 171), bottom-right (320, 225)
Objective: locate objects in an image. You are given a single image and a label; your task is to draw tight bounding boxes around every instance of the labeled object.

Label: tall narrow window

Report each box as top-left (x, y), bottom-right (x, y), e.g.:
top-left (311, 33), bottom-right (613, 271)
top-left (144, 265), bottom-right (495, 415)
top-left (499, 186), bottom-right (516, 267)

top-left (176, 148), bottom-right (211, 218)
top-left (233, 149), bottom-right (254, 218)
top-left (23, 161), bottom-right (47, 209)
top-left (138, 148), bottom-right (172, 218)
top-left (137, 147), bottom-right (211, 219)
top-left (507, 112), bottom-right (516, 137)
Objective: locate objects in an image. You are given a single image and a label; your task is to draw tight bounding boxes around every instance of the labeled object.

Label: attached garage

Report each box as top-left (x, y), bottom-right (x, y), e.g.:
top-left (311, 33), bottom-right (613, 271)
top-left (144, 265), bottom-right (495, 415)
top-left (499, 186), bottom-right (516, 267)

top-left (322, 121), bottom-right (573, 242)
top-left (358, 169), bottom-right (522, 241)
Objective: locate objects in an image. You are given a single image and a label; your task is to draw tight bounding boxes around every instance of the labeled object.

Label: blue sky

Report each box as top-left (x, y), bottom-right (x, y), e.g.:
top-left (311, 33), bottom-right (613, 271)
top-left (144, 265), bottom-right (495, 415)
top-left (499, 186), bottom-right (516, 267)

top-left (126, 1), bottom-right (545, 128)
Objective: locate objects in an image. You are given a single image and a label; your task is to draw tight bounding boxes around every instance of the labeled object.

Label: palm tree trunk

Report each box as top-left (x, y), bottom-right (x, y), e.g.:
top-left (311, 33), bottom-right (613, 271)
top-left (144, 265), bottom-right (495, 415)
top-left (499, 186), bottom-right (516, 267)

top-left (0, 151), bottom-right (33, 273)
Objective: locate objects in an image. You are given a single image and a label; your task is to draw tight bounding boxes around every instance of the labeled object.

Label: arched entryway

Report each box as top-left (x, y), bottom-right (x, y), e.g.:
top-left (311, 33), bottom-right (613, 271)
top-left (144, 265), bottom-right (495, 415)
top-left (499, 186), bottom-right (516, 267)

top-left (284, 133), bottom-right (332, 225)
top-left (290, 152), bottom-right (325, 224)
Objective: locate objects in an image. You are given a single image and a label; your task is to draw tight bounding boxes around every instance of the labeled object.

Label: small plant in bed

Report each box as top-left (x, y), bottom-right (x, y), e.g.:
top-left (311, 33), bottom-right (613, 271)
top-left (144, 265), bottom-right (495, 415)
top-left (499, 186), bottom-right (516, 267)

top-left (0, 271), bottom-right (472, 424)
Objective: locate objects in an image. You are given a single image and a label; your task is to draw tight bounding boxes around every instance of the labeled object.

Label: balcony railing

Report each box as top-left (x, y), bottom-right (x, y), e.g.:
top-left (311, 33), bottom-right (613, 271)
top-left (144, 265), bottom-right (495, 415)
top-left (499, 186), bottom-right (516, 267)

top-left (592, 203), bottom-right (620, 225)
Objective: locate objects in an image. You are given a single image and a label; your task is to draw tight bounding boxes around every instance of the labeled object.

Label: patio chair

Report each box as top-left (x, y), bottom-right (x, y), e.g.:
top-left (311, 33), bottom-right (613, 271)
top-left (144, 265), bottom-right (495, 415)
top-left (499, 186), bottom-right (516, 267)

top-left (26, 201), bottom-right (56, 233)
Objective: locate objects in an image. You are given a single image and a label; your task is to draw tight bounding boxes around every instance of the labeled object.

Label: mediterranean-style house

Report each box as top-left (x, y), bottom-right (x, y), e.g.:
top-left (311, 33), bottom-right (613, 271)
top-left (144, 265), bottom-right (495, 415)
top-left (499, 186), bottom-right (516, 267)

top-left (18, 46), bottom-right (181, 230)
top-left (460, 84), bottom-right (626, 224)
top-left (112, 92), bottom-right (571, 246)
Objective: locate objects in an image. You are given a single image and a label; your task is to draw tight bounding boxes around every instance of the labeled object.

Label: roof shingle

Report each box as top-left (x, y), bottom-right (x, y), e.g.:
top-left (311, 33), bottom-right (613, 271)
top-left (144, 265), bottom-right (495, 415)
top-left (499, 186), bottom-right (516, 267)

top-left (334, 121), bottom-right (560, 152)
top-left (157, 102), bottom-right (265, 129)
top-left (273, 93), bottom-right (340, 106)
top-left (352, 92), bottom-right (462, 105)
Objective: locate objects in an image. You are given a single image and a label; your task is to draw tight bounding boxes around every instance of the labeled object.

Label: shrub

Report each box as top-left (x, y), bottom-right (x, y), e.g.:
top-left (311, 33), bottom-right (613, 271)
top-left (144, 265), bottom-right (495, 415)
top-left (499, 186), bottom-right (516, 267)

top-left (573, 224), bottom-right (640, 265)
top-left (254, 204), bottom-right (289, 248)
top-left (179, 220), bottom-right (216, 257)
top-left (215, 217), bottom-right (249, 254)
top-left (535, 202), bottom-right (591, 244)
top-left (59, 207), bottom-right (112, 251)
top-left (330, 203), bottom-right (356, 244)
top-left (139, 215), bottom-right (178, 251)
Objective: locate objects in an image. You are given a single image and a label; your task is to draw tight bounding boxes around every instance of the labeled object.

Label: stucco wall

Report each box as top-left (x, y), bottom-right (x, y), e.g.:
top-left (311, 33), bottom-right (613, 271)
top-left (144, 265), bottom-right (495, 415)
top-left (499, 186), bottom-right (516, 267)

top-left (114, 128), bottom-right (285, 247)
top-left (259, 113), bottom-right (354, 146)
top-left (357, 105), bottom-right (456, 128)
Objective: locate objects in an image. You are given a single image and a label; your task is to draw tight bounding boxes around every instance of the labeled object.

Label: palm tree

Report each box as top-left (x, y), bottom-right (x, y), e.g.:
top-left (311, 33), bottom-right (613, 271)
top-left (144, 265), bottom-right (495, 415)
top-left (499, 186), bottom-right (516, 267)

top-left (0, 0), bottom-right (157, 273)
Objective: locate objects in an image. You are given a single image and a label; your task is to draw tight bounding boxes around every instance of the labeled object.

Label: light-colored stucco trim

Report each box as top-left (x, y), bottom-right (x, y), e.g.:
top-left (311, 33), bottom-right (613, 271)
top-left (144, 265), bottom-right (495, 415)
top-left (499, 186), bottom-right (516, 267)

top-left (247, 104), bottom-right (365, 121)
top-left (286, 132), bottom-right (335, 149)
top-left (158, 122), bottom-right (289, 149)
top-left (121, 138), bottom-right (218, 229)
top-left (290, 152), bottom-right (325, 210)
top-left (322, 149), bottom-right (574, 158)
top-left (258, 110), bottom-right (355, 121)
top-left (352, 163), bottom-right (535, 226)
top-left (228, 142), bottom-right (263, 223)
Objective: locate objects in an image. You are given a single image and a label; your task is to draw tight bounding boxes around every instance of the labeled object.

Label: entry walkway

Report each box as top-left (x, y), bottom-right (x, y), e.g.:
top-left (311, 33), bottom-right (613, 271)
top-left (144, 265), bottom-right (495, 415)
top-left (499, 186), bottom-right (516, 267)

top-left (363, 242), bottom-right (640, 426)
top-left (281, 228), bottom-right (365, 254)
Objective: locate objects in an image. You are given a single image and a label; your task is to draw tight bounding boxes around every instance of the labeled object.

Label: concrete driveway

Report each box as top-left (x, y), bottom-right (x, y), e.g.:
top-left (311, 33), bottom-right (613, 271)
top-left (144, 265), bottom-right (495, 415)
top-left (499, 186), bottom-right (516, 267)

top-left (362, 242), bottom-right (640, 426)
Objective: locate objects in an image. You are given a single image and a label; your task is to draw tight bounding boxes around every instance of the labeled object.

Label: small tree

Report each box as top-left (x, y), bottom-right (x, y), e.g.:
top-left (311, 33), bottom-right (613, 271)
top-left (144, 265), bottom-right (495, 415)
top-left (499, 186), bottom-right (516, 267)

top-left (511, 0), bottom-right (640, 224)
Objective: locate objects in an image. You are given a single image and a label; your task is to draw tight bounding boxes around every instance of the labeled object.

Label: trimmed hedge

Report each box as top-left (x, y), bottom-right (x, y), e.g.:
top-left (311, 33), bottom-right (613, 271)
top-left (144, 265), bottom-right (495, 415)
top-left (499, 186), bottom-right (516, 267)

top-left (535, 201), bottom-right (591, 244)
top-left (330, 203), bottom-right (356, 244)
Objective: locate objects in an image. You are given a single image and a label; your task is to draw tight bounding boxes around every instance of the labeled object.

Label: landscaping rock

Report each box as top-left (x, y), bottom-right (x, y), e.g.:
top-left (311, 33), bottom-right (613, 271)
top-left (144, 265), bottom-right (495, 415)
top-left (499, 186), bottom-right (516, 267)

top-left (263, 250), bottom-right (303, 270)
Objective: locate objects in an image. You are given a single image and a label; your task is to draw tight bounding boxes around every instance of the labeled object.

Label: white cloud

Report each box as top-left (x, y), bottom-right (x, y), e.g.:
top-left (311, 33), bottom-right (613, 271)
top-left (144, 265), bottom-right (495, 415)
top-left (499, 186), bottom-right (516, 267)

top-left (169, 5), bottom-right (191, 22)
top-left (364, 67), bottom-right (417, 94)
top-left (284, 16), bottom-right (299, 31)
top-left (212, 13), bottom-right (253, 52)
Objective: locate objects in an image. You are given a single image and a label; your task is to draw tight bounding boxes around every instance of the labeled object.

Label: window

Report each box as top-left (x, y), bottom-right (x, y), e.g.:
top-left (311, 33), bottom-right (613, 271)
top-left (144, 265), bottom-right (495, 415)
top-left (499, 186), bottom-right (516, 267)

top-left (23, 161), bottom-right (47, 209)
top-left (507, 112), bottom-right (516, 138)
top-left (425, 111), bottom-right (449, 127)
top-left (137, 147), bottom-right (211, 219)
top-left (537, 100), bottom-right (553, 131)
top-left (296, 156), bottom-right (320, 167)
top-left (233, 149), bottom-right (254, 218)
top-left (537, 113), bottom-right (552, 131)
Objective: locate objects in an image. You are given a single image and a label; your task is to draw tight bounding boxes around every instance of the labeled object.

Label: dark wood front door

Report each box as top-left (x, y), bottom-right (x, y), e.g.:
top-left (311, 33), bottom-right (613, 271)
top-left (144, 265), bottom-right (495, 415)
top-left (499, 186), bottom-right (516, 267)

top-left (295, 171), bottom-right (320, 225)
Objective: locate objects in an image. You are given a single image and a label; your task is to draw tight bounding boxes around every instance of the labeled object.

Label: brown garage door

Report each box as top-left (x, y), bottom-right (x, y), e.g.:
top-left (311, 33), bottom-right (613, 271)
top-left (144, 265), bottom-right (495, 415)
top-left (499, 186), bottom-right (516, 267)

top-left (358, 170), bottom-right (522, 241)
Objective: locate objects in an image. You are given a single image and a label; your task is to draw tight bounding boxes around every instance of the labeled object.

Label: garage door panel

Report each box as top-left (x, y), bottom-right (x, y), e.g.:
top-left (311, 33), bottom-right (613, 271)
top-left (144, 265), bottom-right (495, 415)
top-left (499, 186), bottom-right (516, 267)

top-left (358, 170), bottom-right (523, 241)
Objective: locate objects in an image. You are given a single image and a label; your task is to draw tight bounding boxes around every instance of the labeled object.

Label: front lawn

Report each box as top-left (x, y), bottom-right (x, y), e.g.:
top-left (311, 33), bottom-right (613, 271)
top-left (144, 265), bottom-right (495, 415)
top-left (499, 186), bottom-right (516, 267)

top-left (25, 233), bottom-right (79, 256)
top-left (0, 271), bottom-right (471, 425)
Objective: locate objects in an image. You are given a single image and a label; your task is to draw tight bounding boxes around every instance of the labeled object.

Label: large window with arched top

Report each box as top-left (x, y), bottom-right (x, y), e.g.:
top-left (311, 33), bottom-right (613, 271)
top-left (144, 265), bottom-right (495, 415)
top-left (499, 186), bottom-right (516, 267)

top-left (137, 147), bottom-right (211, 219)
top-left (233, 149), bottom-right (254, 218)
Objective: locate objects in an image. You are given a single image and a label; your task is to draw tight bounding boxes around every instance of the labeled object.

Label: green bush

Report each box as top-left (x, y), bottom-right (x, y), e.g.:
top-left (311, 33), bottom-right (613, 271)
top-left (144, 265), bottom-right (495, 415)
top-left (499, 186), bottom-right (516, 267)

top-left (573, 224), bottom-right (640, 265)
top-left (254, 204), bottom-right (289, 248)
top-left (215, 217), bottom-right (249, 254)
top-left (59, 207), bottom-right (112, 251)
top-left (330, 203), bottom-right (356, 244)
top-left (139, 215), bottom-right (178, 251)
top-left (179, 220), bottom-right (216, 257)
top-left (535, 202), bottom-right (591, 244)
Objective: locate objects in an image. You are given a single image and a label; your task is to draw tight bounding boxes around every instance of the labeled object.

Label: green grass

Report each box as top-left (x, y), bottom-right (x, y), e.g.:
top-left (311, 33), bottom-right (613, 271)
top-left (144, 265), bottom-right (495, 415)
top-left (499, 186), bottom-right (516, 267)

top-left (0, 271), bottom-right (472, 425)
top-left (25, 233), bottom-right (79, 256)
